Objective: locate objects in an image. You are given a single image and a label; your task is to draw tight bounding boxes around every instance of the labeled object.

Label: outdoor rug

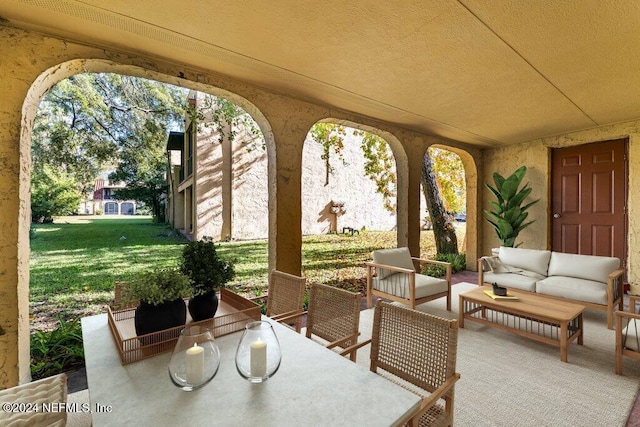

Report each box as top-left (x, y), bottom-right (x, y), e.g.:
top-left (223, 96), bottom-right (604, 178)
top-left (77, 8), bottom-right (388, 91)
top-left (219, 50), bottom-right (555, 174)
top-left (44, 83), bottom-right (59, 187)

top-left (356, 282), bottom-right (640, 427)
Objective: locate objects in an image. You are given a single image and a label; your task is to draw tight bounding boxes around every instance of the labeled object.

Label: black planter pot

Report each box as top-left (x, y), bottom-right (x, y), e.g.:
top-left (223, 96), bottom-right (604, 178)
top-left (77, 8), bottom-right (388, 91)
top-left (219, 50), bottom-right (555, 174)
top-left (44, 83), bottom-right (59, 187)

top-left (134, 298), bottom-right (187, 338)
top-left (188, 290), bottom-right (219, 321)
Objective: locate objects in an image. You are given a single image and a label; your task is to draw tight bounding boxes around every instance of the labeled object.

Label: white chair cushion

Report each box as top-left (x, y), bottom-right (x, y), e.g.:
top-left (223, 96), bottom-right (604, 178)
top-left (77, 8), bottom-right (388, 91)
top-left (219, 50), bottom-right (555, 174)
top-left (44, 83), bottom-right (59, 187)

top-left (498, 247), bottom-right (551, 277)
top-left (536, 276), bottom-right (608, 305)
top-left (623, 319), bottom-right (640, 352)
top-left (547, 252), bottom-right (620, 283)
top-left (0, 373), bottom-right (67, 427)
top-left (374, 273), bottom-right (447, 299)
top-left (372, 247), bottom-right (415, 280)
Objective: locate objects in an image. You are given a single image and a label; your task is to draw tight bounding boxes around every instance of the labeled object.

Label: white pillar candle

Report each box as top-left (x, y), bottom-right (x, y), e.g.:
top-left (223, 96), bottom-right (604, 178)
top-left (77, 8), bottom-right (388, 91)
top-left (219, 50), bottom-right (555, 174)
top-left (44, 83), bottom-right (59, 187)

top-left (250, 339), bottom-right (267, 377)
top-left (186, 343), bottom-right (204, 384)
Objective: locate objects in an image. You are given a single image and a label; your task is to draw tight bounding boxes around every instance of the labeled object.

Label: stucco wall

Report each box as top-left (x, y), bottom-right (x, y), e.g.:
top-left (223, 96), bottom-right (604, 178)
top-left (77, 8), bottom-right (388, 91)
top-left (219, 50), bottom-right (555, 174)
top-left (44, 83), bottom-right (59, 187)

top-left (481, 120), bottom-right (640, 282)
top-left (301, 131), bottom-right (399, 235)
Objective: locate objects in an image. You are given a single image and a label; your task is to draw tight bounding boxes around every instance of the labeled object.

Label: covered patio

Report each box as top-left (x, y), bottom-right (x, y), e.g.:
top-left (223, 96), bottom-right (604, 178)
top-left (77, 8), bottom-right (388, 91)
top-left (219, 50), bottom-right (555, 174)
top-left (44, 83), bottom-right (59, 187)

top-left (1, 1), bottom-right (640, 421)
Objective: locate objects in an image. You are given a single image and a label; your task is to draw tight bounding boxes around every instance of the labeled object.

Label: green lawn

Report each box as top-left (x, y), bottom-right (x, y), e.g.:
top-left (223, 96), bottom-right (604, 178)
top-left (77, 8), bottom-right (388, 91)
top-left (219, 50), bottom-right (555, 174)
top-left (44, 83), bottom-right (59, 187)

top-left (30, 216), bottom-right (465, 331)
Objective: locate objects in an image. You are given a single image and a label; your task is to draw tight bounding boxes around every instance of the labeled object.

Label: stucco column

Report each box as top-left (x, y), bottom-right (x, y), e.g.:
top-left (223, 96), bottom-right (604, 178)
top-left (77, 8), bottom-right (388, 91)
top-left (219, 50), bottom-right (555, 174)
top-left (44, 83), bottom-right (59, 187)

top-left (1, 32), bottom-right (41, 387)
top-left (405, 150), bottom-right (424, 257)
top-left (393, 134), bottom-right (426, 257)
top-left (262, 103), bottom-right (322, 276)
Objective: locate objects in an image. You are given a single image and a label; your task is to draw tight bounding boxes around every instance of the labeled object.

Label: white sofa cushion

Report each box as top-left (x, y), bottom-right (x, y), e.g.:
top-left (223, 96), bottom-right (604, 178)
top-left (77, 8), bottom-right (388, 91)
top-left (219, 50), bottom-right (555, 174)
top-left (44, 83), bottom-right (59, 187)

top-left (483, 271), bottom-right (538, 292)
top-left (547, 252), bottom-right (620, 283)
top-left (536, 276), bottom-right (608, 305)
top-left (498, 247), bottom-right (551, 277)
top-left (374, 273), bottom-right (447, 299)
top-left (372, 247), bottom-right (415, 280)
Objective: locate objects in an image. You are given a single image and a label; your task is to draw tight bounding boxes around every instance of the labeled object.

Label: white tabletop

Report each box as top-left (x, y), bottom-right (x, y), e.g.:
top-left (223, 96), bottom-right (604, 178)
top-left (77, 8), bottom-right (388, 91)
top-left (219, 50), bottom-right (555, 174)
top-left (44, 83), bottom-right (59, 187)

top-left (82, 314), bottom-right (421, 426)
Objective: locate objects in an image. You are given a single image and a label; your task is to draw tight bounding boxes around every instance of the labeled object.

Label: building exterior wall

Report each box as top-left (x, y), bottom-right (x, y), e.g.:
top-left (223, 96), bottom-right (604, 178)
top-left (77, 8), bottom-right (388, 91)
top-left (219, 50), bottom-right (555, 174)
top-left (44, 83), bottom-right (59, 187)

top-left (302, 131), bottom-right (398, 234)
top-left (193, 111), bottom-right (402, 240)
top-left (191, 96), bottom-right (402, 241)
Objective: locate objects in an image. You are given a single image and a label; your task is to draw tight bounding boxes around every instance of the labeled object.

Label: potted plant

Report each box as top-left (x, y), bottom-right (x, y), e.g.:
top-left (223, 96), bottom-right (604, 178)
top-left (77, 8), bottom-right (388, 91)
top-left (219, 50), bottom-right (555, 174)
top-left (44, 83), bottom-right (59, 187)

top-left (180, 237), bottom-right (235, 321)
top-left (129, 268), bottom-right (191, 337)
top-left (484, 166), bottom-right (539, 248)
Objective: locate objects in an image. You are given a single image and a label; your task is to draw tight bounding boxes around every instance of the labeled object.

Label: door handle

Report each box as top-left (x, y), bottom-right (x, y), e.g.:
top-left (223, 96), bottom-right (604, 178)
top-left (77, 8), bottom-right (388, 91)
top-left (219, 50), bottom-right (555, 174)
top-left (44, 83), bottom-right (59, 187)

top-left (553, 213), bottom-right (561, 219)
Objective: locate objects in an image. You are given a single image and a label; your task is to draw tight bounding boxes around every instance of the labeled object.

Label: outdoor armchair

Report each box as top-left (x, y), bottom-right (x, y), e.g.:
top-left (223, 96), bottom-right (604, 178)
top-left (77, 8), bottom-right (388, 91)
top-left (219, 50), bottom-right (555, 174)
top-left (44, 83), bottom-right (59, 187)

top-left (615, 295), bottom-right (640, 375)
top-left (365, 247), bottom-right (452, 310)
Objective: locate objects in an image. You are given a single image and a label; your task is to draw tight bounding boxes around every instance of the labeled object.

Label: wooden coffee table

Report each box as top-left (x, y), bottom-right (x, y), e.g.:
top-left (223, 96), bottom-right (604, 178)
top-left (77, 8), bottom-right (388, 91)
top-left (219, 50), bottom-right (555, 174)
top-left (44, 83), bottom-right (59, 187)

top-left (459, 286), bottom-right (585, 362)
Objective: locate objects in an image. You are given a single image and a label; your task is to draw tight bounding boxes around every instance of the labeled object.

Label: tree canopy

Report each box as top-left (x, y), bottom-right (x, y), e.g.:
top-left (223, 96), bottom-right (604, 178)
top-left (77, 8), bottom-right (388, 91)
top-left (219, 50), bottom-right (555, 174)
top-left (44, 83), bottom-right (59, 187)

top-left (32, 73), bottom-right (187, 221)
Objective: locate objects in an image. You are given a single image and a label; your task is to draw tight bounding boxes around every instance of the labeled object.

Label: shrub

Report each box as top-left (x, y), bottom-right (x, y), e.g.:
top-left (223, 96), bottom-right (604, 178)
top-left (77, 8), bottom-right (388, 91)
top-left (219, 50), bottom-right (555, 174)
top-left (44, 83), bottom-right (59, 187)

top-left (31, 317), bottom-right (84, 380)
top-left (421, 253), bottom-right (467, 277)
top-left (129, 268), bottom-right (191, 305)
top-left (180, 237), bottom-right (235, 296)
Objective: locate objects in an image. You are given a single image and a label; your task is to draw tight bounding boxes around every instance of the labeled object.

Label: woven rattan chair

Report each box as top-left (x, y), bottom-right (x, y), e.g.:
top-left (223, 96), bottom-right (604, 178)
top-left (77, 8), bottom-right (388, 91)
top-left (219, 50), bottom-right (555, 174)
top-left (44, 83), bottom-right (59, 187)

top-left (305, 283), bottom-right (363, 361)
top-left (615, 295), bottom-right (640, 375)
top-left (365, 247), bottom-right (452, 311)
top-left (264, 269), bottom-right (306, 332)
top-left (279, 283), bottom-right (364, 361)
top-left (369, 301), bottom-right (460, 426)
top-left (0, 373), bottom-right (68, 426)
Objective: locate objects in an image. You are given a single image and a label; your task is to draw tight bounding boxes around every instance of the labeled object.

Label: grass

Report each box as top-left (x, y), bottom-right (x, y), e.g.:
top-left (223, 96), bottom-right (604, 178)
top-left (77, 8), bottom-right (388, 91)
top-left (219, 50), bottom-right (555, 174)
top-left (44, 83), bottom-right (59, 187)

top-left (30, 216), bottom-right (466, 331)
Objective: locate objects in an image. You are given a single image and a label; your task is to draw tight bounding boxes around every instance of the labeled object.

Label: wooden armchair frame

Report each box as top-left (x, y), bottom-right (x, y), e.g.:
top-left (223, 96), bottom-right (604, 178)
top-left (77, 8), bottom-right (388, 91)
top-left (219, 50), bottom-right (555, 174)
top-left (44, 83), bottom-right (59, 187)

top-left (615, 295), bottom-right (640, 375)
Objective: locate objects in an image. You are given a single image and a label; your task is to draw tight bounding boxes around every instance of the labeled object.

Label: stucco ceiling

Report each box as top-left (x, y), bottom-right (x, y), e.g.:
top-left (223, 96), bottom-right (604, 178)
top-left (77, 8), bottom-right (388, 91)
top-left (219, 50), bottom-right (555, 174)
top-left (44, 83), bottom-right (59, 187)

top-left (2, 0), bottom-right (640, 147)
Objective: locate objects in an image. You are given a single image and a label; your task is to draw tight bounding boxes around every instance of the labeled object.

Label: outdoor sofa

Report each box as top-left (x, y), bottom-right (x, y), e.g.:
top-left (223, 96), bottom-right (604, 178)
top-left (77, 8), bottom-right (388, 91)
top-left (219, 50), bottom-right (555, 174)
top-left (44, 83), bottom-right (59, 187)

top-left (478, 246), bottom-right (625, 329)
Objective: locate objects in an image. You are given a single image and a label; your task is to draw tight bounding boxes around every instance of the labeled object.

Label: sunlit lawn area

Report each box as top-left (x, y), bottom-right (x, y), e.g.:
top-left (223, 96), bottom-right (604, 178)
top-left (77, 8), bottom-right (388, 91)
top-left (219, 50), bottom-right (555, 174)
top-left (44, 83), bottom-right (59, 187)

top-left (30, 216), bottom-right (465, 331)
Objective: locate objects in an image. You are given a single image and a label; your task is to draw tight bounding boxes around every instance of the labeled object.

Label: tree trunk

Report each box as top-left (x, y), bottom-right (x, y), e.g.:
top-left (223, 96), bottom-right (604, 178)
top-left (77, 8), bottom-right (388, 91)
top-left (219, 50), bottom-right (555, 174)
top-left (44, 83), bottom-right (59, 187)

top-left (421, 152), bottom-right (458, 254)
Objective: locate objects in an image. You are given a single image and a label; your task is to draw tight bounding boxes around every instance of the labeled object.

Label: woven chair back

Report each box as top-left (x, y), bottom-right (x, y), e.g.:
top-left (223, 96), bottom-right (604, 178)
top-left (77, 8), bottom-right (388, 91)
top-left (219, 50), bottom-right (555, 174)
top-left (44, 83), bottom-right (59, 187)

top-left (371, 301), bottom-right (458, 395)
top-left (306, 283), bottom-right (362, 348)
top-left (266, 270), bottom-right (306, 317)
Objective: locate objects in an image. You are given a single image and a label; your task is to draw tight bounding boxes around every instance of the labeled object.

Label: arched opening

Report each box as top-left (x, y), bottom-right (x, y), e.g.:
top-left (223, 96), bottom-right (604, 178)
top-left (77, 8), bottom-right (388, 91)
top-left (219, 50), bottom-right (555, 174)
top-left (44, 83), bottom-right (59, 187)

top-left (300, 119), bottom-right (408, 290)
top-left (19, 59), bottom-right (278, 380)
top-left (423, 144), bottom-right (479, 269)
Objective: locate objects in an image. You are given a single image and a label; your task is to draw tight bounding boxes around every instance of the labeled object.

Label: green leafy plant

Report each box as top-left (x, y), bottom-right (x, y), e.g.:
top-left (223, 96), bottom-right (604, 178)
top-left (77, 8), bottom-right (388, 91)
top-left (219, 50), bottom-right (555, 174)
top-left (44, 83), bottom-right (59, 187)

top-left (30, 317), bottom-right (84, 380)
top-left (484, 166), bottom-right (539, 247)
top-left (128, 268), bottom-right (191, 305)
top-left (180, 237), bottom-right (235, 296)
top-left (421, 253), bottom-right (466, 277)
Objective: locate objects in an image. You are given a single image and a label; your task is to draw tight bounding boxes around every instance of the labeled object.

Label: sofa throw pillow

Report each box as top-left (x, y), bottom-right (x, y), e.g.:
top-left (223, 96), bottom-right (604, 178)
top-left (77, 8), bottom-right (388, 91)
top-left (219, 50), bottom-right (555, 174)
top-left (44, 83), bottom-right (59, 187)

top-left (372, 247), bottom-right (415, 280)
top-left (481, 256), bottom-right (511, 273)
top-left (498, 247), bottom-right (551, 277)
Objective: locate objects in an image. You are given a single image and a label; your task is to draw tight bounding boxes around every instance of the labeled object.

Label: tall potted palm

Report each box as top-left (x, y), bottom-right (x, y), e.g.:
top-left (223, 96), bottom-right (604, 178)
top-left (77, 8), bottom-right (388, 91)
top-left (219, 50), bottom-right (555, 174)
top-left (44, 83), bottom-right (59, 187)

top-left (484, 166), bottom-right (539, 247)
top-left (180, 237), bottom-right (235, 321)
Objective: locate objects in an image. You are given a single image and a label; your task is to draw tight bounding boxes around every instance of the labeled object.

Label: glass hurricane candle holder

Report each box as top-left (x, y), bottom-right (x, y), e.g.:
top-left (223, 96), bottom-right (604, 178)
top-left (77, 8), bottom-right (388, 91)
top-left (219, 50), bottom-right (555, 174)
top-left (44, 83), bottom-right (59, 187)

top-left (235, 320), bottom-right (281, 383)
top-left (168, 325), bottom-right (221, 391)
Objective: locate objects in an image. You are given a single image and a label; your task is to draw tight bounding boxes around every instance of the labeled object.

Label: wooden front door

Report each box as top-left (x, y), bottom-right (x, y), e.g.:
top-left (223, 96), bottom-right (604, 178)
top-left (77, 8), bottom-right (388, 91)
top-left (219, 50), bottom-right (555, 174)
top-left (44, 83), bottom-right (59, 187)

top-left (551, 139), bottom-right (627, 263)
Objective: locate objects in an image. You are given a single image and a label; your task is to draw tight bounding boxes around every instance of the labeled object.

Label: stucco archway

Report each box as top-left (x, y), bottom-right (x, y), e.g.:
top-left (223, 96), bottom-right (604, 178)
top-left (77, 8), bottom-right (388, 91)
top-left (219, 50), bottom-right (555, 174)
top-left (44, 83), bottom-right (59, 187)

top-left (425, 144), bottom-right (480, 268)
top-left (16, 59), bottom-right (279, 383)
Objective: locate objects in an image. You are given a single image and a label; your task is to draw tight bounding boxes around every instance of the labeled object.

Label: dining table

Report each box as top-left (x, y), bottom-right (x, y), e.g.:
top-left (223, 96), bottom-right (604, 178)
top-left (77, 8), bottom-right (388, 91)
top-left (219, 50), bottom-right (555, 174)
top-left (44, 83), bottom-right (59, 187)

top-left (81, 313), bottom-right (422, 426)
